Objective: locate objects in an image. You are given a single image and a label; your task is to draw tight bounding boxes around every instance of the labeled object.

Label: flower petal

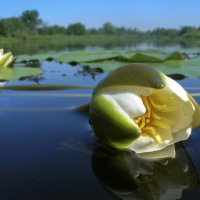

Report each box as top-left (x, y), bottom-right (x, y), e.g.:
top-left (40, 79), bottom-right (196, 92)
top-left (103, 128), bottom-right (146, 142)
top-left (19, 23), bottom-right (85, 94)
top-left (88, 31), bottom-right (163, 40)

top-left (4, 55), bottom-right (15, 68)
top-left (128, 126), bottom-right (191, 154)
top-left (138, 144), bottom-right (175, 159)
top-left (0, 49), bottom-right (3, 58)
top-left (187, 94), bottom-right (200, 128)
top-left (153, 76), bottom-right (195, 133)
top-left (128, 136), bottom-right (156, 153)
top-left (107, 90), bottom-right (146, 119)
top-left (155, 96), bottom-right (194, 133)
top-left (0, 52), bottom-right (12, 67)
top-left (170, 126), bottom-right (192, 144)
top-left (165, 76), bottom-right (190, 101)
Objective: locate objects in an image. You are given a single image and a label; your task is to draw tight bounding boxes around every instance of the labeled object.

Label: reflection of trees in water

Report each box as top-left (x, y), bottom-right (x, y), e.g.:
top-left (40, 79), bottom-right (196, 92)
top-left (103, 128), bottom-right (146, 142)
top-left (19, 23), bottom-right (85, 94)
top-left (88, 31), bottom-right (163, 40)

top-left (2, 37), bottom-right (200, 55)
top-left (0, 40), bottom-right (140, 55)
top-left (1, 41), bottom-right (86, 55)
top-left (74, 65), bottom-right (104, 80)
top-left (92, 144), bottom-right (199, 200)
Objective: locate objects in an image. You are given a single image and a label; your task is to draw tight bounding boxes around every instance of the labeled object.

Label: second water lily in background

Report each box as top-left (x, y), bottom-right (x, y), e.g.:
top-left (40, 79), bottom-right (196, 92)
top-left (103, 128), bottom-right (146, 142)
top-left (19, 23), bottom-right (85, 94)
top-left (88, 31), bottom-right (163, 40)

top-left (0, 49), bottom-right (15, 68)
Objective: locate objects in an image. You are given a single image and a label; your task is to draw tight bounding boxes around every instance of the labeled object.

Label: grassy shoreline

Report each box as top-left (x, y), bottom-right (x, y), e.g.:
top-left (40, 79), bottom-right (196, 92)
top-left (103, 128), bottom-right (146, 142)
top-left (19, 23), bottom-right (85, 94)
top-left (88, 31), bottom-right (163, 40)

top-left (0, 34), bottom-right (140, 44)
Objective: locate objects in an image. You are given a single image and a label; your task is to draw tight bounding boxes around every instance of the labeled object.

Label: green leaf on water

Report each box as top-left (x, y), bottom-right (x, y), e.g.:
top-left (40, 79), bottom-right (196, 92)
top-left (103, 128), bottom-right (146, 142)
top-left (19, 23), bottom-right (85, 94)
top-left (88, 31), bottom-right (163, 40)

top-left (16, 50), bottom-right (185, 63)
top-left (15, 50), bottom-right (200, 77)
top-left (84, 56), bottom-right (200, 77)
top-left (165, 51), bottom-right (185, 60)
top-left (124, 52), bottom-right (163, 62)
top-left (56, 50), bottom-right (185, 63)
top-left (82, 60), bottom-right (126, 72)
top-left (16, 52), bottom-right (63, 63)
top-left (56, 50), bottom-right (120, 63)
top-left (0, 66), bottom-right (43, 80)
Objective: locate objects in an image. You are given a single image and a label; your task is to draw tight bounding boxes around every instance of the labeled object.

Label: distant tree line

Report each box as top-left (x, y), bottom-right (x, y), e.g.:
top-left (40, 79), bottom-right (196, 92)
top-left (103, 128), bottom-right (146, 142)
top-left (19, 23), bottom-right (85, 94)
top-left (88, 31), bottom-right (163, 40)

top-left (0, 10), bottom-right (42, 36)
top-left (1, 9), bottom-right (200, 39)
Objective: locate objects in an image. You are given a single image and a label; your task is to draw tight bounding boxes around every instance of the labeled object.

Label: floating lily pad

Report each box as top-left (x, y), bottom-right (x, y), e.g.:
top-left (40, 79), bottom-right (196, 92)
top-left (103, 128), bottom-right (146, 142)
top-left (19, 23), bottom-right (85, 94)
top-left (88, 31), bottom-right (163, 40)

top-left (82, 60), bottom-right (125, 71)
top-left (16, 52), bottom-right (63, 63)
top-left (16, 50), bottom-right (185, 64)
top-left (85, 57), bottom-right (200, 77)
top-left (56, 50), bottom-right (120, 63)
top-left (14, 50), bottom-right (200, 77)
top-left (57, 50), bottom-right (185, 63)
top-left (0, 66), bottom-right (43, 81)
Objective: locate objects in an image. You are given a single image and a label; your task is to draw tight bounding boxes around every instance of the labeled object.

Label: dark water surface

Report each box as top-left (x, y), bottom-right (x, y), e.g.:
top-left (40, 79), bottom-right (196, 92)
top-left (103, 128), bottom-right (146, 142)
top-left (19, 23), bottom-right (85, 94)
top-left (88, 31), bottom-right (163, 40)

top-left (0, 61), bottom-right (200, 200)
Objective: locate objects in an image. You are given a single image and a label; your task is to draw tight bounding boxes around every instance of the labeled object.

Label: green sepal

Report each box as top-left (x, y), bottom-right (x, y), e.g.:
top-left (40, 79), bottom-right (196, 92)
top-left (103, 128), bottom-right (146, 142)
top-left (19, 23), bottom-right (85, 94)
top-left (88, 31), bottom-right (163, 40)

top-left (93, 64), bottom-right (166, 95)
top-left (188, 94), bottom-right (200, 128)
top-left (89, 94), bottom-right (140, 149)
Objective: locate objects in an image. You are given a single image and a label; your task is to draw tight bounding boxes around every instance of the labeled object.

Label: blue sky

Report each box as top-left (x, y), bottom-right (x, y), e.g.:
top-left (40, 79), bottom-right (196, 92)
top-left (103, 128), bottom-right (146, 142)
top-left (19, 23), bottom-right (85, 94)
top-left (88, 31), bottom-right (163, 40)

top-left (0, 0), bottom-right (199, 30)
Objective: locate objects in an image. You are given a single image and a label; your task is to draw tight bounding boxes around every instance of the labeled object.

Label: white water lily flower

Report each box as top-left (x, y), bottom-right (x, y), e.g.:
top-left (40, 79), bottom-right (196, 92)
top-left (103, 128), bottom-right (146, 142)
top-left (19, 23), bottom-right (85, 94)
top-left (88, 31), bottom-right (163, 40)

top-left (89, 64), bottom-right (200, 158)
top-left (0, 49), bottom-right (15, 68)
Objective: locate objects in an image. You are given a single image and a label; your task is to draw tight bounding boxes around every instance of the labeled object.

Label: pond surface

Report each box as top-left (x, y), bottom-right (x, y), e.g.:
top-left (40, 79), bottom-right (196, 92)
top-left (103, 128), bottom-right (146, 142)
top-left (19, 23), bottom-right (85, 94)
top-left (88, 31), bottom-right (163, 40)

top-left (0, 61), bottom-right (200, 200)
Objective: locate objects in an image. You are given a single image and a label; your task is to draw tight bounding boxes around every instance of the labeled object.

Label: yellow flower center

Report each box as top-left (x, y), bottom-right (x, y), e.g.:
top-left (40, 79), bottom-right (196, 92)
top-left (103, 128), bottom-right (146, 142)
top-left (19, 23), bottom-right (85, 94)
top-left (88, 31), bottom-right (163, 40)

top-left (134, 95), bottom-right (176, 144)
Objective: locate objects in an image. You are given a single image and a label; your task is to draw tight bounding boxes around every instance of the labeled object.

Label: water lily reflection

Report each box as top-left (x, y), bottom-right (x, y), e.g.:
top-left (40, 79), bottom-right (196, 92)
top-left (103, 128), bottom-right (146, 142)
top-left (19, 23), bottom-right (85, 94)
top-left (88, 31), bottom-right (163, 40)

top-left (92, 144), bottom-right (198, 200)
